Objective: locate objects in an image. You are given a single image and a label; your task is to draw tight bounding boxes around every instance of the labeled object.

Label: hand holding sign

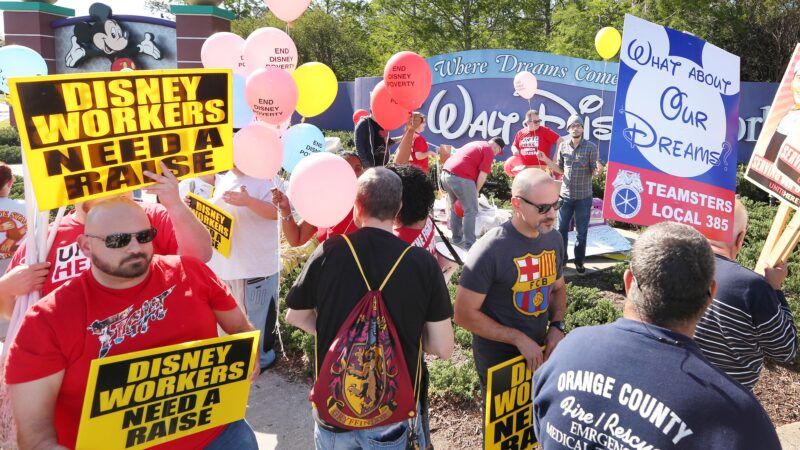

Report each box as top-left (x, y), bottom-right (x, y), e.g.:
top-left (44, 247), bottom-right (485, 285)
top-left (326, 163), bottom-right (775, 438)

top-left (143, 161), bottom-right (183, 210)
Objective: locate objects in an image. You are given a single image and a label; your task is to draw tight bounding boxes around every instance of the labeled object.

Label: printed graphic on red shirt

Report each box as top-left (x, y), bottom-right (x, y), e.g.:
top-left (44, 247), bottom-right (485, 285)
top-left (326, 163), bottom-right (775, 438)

top-left (87, 285), bottom-right (173, 358)
top-left (0, 210), bottom-right (26, 259)
top-left (518, 136), bottom-right (540, 156)
top-left (512, 251), bottom-right (557, 317)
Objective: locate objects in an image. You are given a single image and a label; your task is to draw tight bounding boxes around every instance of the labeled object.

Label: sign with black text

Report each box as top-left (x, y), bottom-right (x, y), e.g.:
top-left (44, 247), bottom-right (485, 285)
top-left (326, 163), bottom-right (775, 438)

top-left (187, 193), bottom-right (234, 257)
top-left (9, 69), bottom-right (233, 210)
top-left (485, 356), bottom-right (536, 450)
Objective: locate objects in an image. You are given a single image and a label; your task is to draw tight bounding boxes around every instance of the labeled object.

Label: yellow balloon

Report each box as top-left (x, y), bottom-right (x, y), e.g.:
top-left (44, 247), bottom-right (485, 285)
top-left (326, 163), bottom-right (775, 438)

top-left (292, 62), bottom-right (338, 118)
top-left (595, 27), bottom-right (622, 60)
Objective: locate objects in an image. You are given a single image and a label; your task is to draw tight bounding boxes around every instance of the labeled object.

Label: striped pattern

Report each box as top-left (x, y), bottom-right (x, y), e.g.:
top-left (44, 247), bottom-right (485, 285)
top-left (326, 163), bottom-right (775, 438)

top-left (695, 297), bottom-right (797, 389)
top-left (540, 251), bottom-right (557, 277)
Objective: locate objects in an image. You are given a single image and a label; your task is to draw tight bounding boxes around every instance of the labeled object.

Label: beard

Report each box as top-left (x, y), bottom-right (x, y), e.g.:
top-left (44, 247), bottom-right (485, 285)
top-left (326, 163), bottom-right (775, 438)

top-left (91, 252), bottom-right (152, 278)
top-left (537, 218), bottom-right (556, 233)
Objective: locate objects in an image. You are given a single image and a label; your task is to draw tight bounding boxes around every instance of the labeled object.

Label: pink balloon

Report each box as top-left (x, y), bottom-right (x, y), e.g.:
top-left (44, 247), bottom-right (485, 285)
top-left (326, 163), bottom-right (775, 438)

top-left (514, 71), bottom-right (538, 100)
top-left (383, 51), bottom-right (432, 110)
top-left (288, 152), bottom-right (358, 228)
top-left (233, 123), bottom-right (284, 179)
top-left (353, 109), bottom-right (369, 124)
top-left (370, 81), bottom-right (411, 130)
top-left (265, 0), bottom-right (311, 23)
top-left (243, 27), bottom-right (298, 72)
top-left (245, 67), bottom-right (298, 125)
top-left (201, 32), bottom-right (247, 75)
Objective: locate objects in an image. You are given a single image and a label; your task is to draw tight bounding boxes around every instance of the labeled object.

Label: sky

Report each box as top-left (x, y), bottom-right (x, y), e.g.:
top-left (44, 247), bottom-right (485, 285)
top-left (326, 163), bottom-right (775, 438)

top-left (0, 0), bottom-right (155, 38)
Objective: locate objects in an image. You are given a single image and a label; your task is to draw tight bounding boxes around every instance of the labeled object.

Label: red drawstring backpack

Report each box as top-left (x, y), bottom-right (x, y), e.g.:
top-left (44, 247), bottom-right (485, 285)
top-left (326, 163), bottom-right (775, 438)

top-left (310, 235), bottom-right (422, 430)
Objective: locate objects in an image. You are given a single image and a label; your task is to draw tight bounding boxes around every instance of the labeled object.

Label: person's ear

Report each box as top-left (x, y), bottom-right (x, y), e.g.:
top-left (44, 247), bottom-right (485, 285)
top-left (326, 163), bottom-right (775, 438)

top-left (623, 268), bottom-right (634, 295)
top-left (735, 230), bottom-right (746, 250)
top-left (77, 235), bottom-right (93, 258)
top-left (708, 280), bottom-right (717, 307)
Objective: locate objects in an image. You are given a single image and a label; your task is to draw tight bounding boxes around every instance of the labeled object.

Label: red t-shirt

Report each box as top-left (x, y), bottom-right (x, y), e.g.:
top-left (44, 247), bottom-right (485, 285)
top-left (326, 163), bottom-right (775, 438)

top-left (409, 133), bottom-right (430, 174)
top-left (442, 141), bottom-right (495, 182)
top-left (513, 126), bottom-right (560, 166)
top-left (394, 217), bottom-right (437, 257)
top-left (316, 208), bottom-right (358, 243)
top-left (5, 255), bottom-right (238, 449)
top-left (6, 202), bottom-right (179, 296)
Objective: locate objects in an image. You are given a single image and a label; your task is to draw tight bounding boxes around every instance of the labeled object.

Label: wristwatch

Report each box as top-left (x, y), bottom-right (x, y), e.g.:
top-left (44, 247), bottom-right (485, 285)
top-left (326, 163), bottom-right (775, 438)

top-left (549, 320), bottom-right (567, 334)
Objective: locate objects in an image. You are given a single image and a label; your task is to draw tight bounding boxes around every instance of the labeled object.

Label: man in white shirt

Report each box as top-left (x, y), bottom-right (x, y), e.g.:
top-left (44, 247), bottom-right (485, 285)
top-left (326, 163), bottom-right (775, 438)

top-left (0, 162), bottom-right (26, 274)
top-left (207, 167), bottom-right (282, 372)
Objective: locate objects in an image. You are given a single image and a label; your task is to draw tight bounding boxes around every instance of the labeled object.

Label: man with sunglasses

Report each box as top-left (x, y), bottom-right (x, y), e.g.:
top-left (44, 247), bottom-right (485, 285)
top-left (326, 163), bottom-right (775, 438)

top-left (539, 115), bottom-right (603, 274)
top-left (440, 137), bottom-right (506, 250)
top-left (511, 110), bottom-right (560, 170)
top-left (0, 162), bottom-right (212, 318)
top-left (5, 197), bottom-right (259, 450)
top-left (454, 169), bottom-right (567, 387)
top-left (533, 222), bottom-right (780, 450)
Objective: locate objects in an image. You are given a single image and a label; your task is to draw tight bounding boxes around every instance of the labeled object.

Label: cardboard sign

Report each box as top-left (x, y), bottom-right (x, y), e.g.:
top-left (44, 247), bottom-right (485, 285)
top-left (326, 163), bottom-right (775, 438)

top-left (76, 331), bottom-right (258, 450)
top-left (745, 45), bottom-right (800, 206)
top-left (602, 15), bottom-right (739, 241)
top-left (187, 193), bottom-right (234, 258)
top-left (485, 356), bottom-right (536, 450)
top-left (9, 69), bottom-right (233, 211)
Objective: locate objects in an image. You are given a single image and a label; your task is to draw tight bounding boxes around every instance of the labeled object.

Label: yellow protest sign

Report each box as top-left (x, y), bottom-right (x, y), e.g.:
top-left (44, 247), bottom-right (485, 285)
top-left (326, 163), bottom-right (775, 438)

top-left (8, 69), bottom-right (233, 211)
top-left (485, 355), bottom-right (537, 450)
top-left (76, 331), bottom-right (258, 450)
top-left (187, 192), bottom-right (234, 258)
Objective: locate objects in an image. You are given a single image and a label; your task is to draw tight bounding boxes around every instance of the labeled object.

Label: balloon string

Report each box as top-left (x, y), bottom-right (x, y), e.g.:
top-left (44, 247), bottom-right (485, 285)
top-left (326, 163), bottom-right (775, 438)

top-left (599, 59), bottom-right (608, 149)
top-left (301, 116), bottom-right (306, 123)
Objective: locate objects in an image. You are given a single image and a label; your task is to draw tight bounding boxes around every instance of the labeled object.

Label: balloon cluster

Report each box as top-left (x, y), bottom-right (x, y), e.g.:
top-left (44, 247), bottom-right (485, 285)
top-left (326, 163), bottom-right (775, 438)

top-left (370, 51), bottom-right (433, 130)
top-left (0, 45), bottom-right (49, 97)
top-left (201, 2), bottom-right (354, 228)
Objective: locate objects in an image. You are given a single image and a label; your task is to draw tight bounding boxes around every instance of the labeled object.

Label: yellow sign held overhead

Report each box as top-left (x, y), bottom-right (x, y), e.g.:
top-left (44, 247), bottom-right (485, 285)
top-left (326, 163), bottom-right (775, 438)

top-left (76, 331), bottom-right (258, 450)
top-left (9, 69), bottom-right (233, 211)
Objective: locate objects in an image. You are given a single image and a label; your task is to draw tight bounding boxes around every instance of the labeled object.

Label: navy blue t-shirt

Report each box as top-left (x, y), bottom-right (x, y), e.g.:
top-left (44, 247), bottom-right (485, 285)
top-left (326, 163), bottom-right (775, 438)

top-left (533, 319), bottom-right (779, 449)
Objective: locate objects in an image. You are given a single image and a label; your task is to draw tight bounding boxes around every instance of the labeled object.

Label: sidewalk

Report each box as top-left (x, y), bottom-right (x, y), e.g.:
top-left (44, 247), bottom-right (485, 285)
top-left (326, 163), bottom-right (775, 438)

top-left (779, 422), bottom-right (800, 449)
top-left (246, 369), bottom-right (314, 449)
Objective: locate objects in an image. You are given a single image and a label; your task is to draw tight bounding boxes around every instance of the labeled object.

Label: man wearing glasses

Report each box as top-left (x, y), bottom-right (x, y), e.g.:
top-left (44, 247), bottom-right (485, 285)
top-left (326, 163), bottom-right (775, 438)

top-left (539, 115), bottom-right (603, 274)
top-left (0, 162), bottom-right (212, 317)
top-left (5, 197), bottom-right (260, 450)
top-left (454, 168), bottom-right (567, 386)
top-left (511, 110), bottom-right (560, 170)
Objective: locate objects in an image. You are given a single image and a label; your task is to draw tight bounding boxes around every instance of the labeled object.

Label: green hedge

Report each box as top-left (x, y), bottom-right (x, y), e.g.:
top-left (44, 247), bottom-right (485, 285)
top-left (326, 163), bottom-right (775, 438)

top-left (0, 144), bottom-right (21, 165)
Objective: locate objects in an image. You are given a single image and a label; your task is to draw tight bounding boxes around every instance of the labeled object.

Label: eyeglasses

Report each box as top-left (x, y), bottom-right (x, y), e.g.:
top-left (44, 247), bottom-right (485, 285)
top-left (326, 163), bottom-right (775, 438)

top-left (530, 119), bottom-right (542, 124)
top-left (85, 228), bottom-right (157, 249)
top-left (515, 196), bottom-right (562, 214)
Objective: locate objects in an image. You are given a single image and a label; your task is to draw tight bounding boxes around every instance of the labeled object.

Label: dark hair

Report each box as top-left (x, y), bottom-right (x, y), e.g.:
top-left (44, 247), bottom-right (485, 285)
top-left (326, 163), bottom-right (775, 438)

top-left (387, 164), bottom-right (435, 226)
top-left (356, 168), bottom-right (402, 221)
top-left (629, 222), bottom-right (715, 327)
top-left (0, 162), bottom-right (12, 188)
top-left (489, 137), bottom-right (506, 149)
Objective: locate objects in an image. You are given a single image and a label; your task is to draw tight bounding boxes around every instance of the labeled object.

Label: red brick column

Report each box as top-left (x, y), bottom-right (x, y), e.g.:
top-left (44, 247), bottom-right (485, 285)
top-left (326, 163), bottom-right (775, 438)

top-left (171, 5), bottom-right (235, 69)
top-left (0, 1), bottom-right (75, 74)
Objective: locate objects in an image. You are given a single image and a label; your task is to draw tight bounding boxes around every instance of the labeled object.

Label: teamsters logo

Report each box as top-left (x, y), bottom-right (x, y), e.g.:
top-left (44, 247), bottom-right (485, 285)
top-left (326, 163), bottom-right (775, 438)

top-left (611, 170), bottom-right (644, 219)
top-left (512, 251), bottom-right (557, 317)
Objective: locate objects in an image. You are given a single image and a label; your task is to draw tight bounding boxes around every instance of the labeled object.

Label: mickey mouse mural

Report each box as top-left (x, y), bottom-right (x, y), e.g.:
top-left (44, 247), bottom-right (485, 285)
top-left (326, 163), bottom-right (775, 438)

top-left (65, 3), bottom-right (162, 71)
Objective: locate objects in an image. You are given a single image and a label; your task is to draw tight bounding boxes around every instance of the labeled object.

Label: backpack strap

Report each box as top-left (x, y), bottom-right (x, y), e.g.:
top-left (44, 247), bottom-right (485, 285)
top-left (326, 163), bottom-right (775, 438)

top-left (342, 234), bottom-right (372, 291)
top-left (380, 245), bottom-right (413, 291)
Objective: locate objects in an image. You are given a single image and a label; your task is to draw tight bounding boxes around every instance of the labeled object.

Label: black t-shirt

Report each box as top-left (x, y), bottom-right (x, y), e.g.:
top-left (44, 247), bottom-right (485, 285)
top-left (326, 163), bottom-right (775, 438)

top-left (533, 319), bottom-right (780, 449)
top-left (286, 227), bottom-right (453, 387)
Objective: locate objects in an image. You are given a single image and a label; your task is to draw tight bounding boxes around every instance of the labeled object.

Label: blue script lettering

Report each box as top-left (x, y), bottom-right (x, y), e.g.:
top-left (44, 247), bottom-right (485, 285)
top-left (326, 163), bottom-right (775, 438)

top-left (432, 56), bottom-right (489, 79)
top-left (626, 39), bottom-right (682, 75)
top-left (660, 86), bottom-right (708, 130)
top-left (687, 67), bottom-right (733, 95)
top-left (621, 109), bottom-right (724, 166)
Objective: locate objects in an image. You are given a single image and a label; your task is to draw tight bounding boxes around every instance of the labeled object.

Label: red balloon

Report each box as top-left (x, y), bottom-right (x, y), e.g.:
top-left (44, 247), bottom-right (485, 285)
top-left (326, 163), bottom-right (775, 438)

top-left (454, 200), bottom-right (464, 218)
top-left (370, 81), bottom-right (411, 130)
top-left (353, 109), bottom-right (369, 124)
top-left (504, 155), bottom-right (526, 177)
top-left (384, 51), bottom-right (432, 110)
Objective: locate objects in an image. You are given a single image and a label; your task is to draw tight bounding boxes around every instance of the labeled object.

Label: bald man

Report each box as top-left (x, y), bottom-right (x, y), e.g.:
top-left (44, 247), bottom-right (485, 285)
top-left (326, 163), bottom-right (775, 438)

top-left (454, 168), bottom-right (567, 387)
top-left (0, 163), bottom-right (213, 318)
top-left (694, 199), bottom-right (798, 389)
top-left (5, 197), bottom-right (259, 450)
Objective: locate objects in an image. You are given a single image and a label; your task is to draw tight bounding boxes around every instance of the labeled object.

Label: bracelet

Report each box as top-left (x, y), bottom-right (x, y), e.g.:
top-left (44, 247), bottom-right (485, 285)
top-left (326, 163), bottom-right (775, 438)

top-left (279, 213), bottom-right (293, 222)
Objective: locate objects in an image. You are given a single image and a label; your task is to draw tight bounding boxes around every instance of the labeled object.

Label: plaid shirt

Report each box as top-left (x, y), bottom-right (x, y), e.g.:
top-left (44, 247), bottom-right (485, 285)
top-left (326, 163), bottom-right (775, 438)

top-left (557, 137), bottom-right (599, 199)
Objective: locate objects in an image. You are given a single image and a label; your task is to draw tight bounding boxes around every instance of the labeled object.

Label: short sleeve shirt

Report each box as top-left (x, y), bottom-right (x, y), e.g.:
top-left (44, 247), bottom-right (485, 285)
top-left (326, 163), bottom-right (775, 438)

top-left (5, 202), bottom-right (179, 295)
top-left (394, 217), bottom-right (437, 257)
top-left (442, 141), bottom-right (496, 182)
top-left (0, 197), bottom-right (26, 273)
top-left (557, 137), bottom-right (599, 200)
top-left (513, 126), bottom-right (560, 166)
top-left (533, 319), bottom-right (781, 449)
top-left (459, 221), bottom-right (563, 374)
top-left (5, 255), bottom-right (238, 449)
top-left (409, 133), bottom-right (430, 174)
top-left (286, 227), bottom-right (452, 385)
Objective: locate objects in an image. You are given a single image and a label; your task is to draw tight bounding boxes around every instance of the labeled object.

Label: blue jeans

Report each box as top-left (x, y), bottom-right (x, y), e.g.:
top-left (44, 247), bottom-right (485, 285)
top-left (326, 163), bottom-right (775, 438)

top-left (314, 414), bottom-right (425, 450)
top-left (441, 171), bottom-right (479, 249)
top-left (557, 196), bottom-right (593, 266)
top-left (205, 419), bottom-right (258, 449)
top-left (244, 274), bottom-right (280, 369)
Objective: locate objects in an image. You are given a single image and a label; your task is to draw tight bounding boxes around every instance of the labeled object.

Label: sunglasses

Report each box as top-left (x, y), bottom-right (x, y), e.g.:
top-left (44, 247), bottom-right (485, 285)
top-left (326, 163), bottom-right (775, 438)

top-left (85, 228), bottom-right (158, 249)
top-left (530, 119), bottom-right (542, 124)
top-left (515, 196), bottom-right (562, 214)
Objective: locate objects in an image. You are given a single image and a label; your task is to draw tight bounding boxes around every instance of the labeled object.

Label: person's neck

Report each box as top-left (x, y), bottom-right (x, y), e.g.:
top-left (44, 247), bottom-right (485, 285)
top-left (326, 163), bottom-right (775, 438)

top-left (710, 244), bottom-right (736, 260)
top-left (571, 135), bottom-right (582, 145)
top-left (511, 215), bottom-right (540, 239)
top-left (394, 218), bottom-right (427, 230)
top-left (91, 266), bottom-right (149, 290)
top-left (359, 217), bottom-right (395, 233)
top-left (622, 302), bottom-right (697, 338)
